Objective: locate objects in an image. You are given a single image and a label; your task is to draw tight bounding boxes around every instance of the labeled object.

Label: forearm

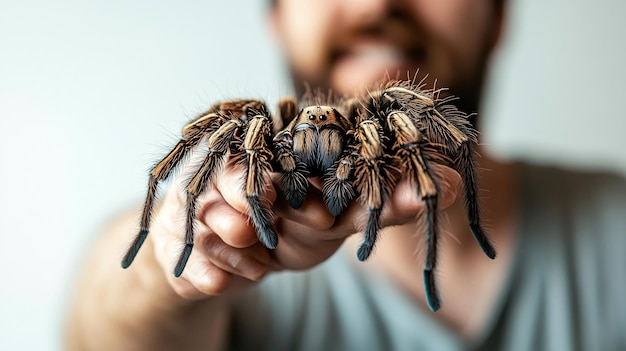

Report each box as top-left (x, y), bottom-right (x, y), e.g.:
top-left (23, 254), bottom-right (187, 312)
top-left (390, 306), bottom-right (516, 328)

top-left (64, 211), bottom-right (232, 351)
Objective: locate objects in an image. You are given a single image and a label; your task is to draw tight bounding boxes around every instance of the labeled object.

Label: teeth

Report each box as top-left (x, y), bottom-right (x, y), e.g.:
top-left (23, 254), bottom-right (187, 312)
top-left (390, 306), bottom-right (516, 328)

top-left (352, 45), bottom-right (404, 62)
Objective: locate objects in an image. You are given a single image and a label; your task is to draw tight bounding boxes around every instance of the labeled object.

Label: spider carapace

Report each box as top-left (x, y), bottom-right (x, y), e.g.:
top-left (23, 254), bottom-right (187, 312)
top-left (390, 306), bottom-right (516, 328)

top-left (121, 79), bottom-right (496, 311)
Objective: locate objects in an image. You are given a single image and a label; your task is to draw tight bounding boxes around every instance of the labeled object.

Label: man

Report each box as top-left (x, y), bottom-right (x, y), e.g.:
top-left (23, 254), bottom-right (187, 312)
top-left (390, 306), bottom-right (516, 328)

top-left (65, 0), bottom-right (626, 350)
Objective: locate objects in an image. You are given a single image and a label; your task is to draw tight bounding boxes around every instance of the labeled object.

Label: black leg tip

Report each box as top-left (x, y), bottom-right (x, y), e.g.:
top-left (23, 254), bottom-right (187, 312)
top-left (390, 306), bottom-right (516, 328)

top-left (287, 195), bottom-right (305, 210)
top-left (323, 180), bottom-right (355, 217)
top-left (423, 269), bottom-right (441, 312)
top-left (121, 230), bottom-right (149, 269)
top-left (282, 173), bottom-right (308, 209)
top-left (173, 244), bottom-right (193, 277)
top-left (247, 195), bottom-right (279, 250)
top-left (258, 228), bottom-right (279, 250)
top-left (326, 200), bottom-right (347, 217)
top-left (356, 244), bottom-right (372, 261)
top-left (470, 223), bottom-right (497, 259)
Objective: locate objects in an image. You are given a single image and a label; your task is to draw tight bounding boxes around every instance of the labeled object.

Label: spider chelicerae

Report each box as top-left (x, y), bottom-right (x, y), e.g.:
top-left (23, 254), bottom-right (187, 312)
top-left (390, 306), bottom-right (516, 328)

top-left (121, 79), bottom-right (496, 311)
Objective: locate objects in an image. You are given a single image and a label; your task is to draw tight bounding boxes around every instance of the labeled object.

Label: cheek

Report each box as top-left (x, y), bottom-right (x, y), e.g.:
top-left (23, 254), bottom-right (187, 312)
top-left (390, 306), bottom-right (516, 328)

top-left (277, 0), bottom-right (336, 78)
top-left (414, 0), bottom-right (494, 83)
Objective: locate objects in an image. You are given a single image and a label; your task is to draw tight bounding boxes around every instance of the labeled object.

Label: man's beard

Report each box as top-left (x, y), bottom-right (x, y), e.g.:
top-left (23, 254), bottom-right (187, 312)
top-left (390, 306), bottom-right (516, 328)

top-left (289, 60), bottom-right (488, 129)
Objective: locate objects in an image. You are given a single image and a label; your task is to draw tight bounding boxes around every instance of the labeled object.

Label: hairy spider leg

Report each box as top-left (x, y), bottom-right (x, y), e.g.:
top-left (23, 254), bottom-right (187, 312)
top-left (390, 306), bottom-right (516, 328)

top-left (322, 151), bottom-right (356, 216)
top-left (429, 99), bottom-right (497, 260)
top-left (352, 119), bottom-right (398, 261)
top-left (274, 97), bottom-right (300, 133)
top-left (273, 98), bottom-right (310, 209)
top-left (386, 110), bottom-right (442, 311)
top-left (273, 130), bottom-right (310, 209)
top-left (174, 119), bottom-right (243, 277)
top-left (121, 111), bottom-right (228, 270)
top-left (384, 86), bottom-right (496, 260)
top-left (235, 112), bottom-right (279, 250)
top-left (420, 105), bottom-right (496, 260)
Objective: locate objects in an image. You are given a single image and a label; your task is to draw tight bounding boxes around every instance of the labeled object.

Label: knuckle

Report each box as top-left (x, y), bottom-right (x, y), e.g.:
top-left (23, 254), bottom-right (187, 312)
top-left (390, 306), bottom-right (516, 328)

top-left (199, 204), bottom-right (258, 248)
top-left (307, 209), bottom-right (335, 231)
top-left (181, 258), bottom-right (233, 296)
top-left (196, 232), bottom-right (231, 260)
top-left (199, 233), bottom-right (269, 281)
top-left (166, 274), bottom-right (204, 300)
top-left (171, 282), bottom-right (202, 300)
top-left (214, 167), bottom-right (249, 212)
top-left (203, 234), bottom-right (229, 259)
top-left (194, 269), bottom-right (232, 296)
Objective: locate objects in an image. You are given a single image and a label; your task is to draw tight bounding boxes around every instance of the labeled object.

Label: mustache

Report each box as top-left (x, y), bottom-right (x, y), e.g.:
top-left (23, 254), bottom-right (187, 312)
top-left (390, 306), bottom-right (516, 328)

top-left (329, 16), bottom-right (426, 58)
top-left (291, 15), bottom-right (428, 97)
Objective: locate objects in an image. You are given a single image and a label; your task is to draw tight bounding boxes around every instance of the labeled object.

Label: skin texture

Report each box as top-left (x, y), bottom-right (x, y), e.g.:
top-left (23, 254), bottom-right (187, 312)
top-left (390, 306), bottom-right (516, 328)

top-left (65, 0), bottom-right (517, 349)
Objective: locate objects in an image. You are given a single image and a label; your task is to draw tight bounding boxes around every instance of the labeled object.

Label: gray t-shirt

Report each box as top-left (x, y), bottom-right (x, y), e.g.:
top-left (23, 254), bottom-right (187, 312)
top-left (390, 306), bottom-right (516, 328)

top-left (228, 166), bottom-right (626, 350)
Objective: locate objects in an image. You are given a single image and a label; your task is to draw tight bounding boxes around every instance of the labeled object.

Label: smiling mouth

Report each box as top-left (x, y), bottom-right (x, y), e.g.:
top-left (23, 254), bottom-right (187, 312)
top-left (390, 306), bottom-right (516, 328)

top-left (332, 42), bottom-right (427, 73)
top-left (325, 34), bottom-right (429, 94)
top-left (348, 44), bottom-right (424, 60)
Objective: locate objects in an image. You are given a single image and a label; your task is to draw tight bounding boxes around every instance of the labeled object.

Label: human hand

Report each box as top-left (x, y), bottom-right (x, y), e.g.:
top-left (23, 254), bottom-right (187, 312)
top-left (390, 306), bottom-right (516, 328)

top-left (148, 162), bottom-right (461, 301)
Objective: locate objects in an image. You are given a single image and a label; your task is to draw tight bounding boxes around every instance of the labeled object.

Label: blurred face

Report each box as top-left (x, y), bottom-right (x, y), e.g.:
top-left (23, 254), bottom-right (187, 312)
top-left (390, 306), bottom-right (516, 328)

top-left (272, 0), bottom-right (502, 110)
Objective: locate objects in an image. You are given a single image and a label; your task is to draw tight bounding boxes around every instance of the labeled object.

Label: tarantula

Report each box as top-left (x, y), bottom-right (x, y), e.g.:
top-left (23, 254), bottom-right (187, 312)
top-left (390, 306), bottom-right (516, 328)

top-left (121, 79), bottom-right (496, 311)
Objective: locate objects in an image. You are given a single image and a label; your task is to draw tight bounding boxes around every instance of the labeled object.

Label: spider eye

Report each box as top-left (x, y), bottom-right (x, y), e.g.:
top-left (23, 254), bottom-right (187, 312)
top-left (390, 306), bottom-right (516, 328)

top-left (319, 115), bottom-right (326, 121)
top-left (308, 114), bottom-right (315, 120)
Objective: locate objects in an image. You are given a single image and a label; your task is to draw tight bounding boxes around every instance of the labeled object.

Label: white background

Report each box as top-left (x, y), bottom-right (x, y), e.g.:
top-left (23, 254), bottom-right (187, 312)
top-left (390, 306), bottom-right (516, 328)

top-left (0, 0), bottom-right (625, 350)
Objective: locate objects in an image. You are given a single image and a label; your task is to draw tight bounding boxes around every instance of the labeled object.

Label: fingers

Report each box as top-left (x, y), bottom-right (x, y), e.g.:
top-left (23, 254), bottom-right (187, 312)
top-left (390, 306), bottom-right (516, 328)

top-left (149, 161), bottom-right (461, 299)
top-left (214, 164), bottom-right (277, 214)
top-left (380, 164), bottom-right (461, 227)
top-left (152, 217), bottom-right (270, 299)
top-left (150, 169), bottom-right (272, 300)
top-left (265, 165), bottom-right (460, 269)
top-left (195, 230), bottom-right (270, 280)
top-left (324, 164), bottom-right (461, 235)
top-left (198, 200), bottom-right (258, 248)
top-left (161, 235), bottom-right (270, 300)
top-left (270, 218), bottom-right (345, 270)
top-left (272, 178), bottom-right (336, 231)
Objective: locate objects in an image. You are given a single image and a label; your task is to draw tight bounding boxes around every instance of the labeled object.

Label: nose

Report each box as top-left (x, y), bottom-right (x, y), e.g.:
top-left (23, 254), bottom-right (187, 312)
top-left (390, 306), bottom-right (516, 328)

top-left (339, 0), bottom-right (394, 26)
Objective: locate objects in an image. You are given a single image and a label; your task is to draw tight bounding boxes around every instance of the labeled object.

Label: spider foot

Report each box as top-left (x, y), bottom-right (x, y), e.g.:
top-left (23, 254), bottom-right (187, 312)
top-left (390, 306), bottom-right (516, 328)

top-left (121, 229), bottom-right (149, 269)
top-left (423, 269), bottom-right (441, 311)
top-left (470, 223), bottom-right (496, 259)
top-left (323, 177), bottom-right (355, 216)
top-left (247, 195), bottom-right (279, 249)
top-left (281, 171), bottom-right (309, 209)
top-left (356, 208), bottom-right (382, 261)
top-left (356, 244), bottom-right (372, 262)
top-left (174, 244), bottom-right (193, 277)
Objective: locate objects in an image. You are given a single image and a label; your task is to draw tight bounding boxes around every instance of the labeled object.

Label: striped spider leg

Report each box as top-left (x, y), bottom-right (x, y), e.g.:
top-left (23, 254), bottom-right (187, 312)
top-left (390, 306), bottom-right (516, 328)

top-left (379, 81), bottom-right (497, 310)
top-left (121, 100), bottom-right (279, 277)
top-left (350, 89), bottom-right (445, 311)
top-left (382, 81), bottom-right (496, 260)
